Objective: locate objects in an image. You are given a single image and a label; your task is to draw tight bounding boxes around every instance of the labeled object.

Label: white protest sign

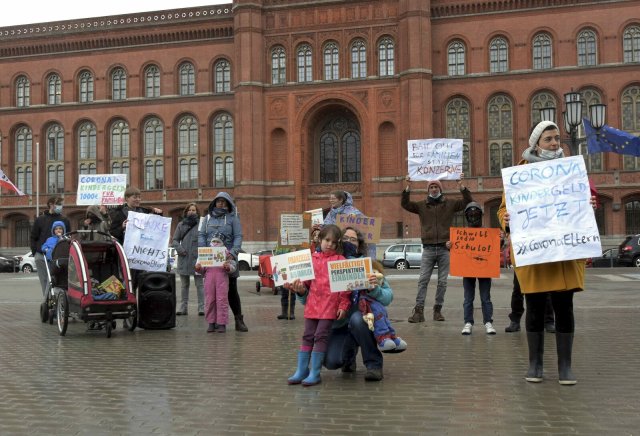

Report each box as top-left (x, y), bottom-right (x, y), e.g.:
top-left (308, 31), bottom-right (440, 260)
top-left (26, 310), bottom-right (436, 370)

top-left (327, 257), bottom-right (373, 292)
top-left (123, 211), bottom-right (172, 272)
top-left (269, 249), bottom-right (315, 287)
top-left (77, 174), bottom-right (127, 205)
top-left (197, 246), bottom-right (227, 267)
top-left (501, 155), bottom-right (601, 267)
top-left (305, 208), bottom-right (324, 226)
top-left (407, 138), bottom-right (463, 181)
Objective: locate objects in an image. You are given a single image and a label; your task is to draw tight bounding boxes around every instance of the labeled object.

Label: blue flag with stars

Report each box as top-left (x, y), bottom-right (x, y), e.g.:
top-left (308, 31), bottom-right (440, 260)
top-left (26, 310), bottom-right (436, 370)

top-left (584, 118), bottom-right (640, 156)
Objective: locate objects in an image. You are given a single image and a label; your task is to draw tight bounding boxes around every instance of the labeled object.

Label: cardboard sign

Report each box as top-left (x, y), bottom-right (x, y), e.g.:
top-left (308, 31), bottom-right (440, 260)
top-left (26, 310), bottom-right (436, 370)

top-left (501, 155), bottom-right (601, 266)
top-left (77, 174), bottom-right (127, 205)
top-left (269, 249), bottom-right (315, 286)
top-left (327, 257), bottom-right (373, 292)
top-left (123, 211), bottom-right (171, 272)
top-left (449, 227), bottom-right (501, 278)
top-left (305, 208), bottom-right (324, 226)
top-left (335, 214), bottom-right (381, 243)
top-left (279, 213), bottom-right (311, 249)
top-left (197, 246), bottom-right (227, 267)
top-left (407, 138), bottom-right (463, 181)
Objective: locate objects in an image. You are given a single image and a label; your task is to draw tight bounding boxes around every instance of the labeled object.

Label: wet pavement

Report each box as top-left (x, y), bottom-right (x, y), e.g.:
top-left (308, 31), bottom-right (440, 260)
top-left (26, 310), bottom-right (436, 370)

top-left (0, 268), bottom-right (638, 435)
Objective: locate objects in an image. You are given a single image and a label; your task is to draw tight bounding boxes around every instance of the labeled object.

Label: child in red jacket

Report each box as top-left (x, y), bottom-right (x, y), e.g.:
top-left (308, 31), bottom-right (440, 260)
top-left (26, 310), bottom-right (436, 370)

top-left (285, 224), bottom-right (351, 386)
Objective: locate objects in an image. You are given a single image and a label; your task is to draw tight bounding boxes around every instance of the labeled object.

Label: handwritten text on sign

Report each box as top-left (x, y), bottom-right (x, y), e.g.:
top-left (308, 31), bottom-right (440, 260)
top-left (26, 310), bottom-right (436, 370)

top-left (407, 138), bottom-right (463, 181)
top-left (449, 227), bottom-right (501, 278)
top-left (77, 174), bottom-right (127, 205)
top-left (123, 211), bottom-right (172, 272)
top-left (335, 214), bottom-right (381, 243)
top-left (501, 155), bottom-right (601, 267)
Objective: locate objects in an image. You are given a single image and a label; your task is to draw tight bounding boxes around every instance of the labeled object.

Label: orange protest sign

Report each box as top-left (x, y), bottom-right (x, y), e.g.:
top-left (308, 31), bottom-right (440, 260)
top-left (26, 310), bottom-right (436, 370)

top-left (449, 227), bottom-right (501, 278)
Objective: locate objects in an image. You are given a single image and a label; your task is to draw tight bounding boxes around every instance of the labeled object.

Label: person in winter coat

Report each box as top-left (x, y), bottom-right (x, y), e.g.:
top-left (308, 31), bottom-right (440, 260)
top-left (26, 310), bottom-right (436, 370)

top-left (81, 205), bottom-right (111, 240)
top-left (498, 120), bottom-right (598, 385)
top-left (322, 191), bottom-right (363, 225)
top-left (285, 225), bottom-right (352, 386)
top-left (41, 220), bottom-right (66, 261)
top-left (109, 187), bottom-right (163, 245)
top-left (172, 202), bottom-right (204, 316)
top-left (198, 192), bottom-right (248, 332)
top-left (30, 196), bottom-right (71, 296)
top-left (402, 174), bottom-right (473, 323)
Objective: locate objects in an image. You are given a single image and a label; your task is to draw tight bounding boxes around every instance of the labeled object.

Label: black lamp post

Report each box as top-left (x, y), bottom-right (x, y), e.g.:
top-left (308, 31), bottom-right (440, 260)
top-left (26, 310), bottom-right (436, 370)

top-left (539, 91), bottom-right (606, 156)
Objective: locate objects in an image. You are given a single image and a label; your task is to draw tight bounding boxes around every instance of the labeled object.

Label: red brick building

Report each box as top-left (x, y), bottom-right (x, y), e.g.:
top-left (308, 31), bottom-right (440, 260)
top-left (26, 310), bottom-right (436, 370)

top-left (1, 0), bottom-right (639, 251)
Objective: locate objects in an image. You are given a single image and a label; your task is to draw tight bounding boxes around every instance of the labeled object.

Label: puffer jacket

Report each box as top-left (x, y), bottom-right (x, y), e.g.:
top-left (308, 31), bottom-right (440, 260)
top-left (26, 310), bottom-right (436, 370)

top-left (323, 191), bottom-right (363, 225)
top-left (301, 250), bottom-right (352, 320)
top-left (41, 220), bottom-right (67, 261)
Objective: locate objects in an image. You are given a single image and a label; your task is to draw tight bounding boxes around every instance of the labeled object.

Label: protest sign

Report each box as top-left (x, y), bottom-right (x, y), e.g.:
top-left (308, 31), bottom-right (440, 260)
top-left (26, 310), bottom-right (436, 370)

top-left (449, 227), bottom-right (501, 278)
top-left (77, 174), bottom-right (127, 205)
top-left (305, 208), bottom-right (324, 226)
top-left (327, 257), bottom-right (373, 292)
top-left (279, 213), bottom-right (311, 249)
top-left (336, 214), bottom-right (381, 243)
top-left (407, 138), bottom-right (463, 181)
top-left (269, 249), bottom-right (315, 287)
top-left (197, 246), bottom-right (227, 267)
top-left (123, 211), bottom-right (172, 272)
top-left (501, 155), bottom-right (601, 267)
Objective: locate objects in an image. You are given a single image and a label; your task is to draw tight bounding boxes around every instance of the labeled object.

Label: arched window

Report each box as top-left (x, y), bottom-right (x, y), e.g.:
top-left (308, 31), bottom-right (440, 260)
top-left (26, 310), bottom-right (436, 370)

top-left (623, 25), bottom-right (640, 63)
top-left (215, 60), bottom-right (231, 93)
top-left (446, 98), bottom-right (471, 175)
top-left (351, 39), bottom-right (367, 79)
top-left (297, 44), bottom-right (313, 82)
top-left (318, 116), bottom-right (360, 183)
top-left (47, 74), bottom-right (61, 105)
top-left (447, 40), bottom-right (465, 76)
top-left (213, 113), bottom-right (234, 188)
top-left (487, 95), bottom-right (513, 176)
top-left (578, 88), bottom-right (603, 172)
top-left (178, 116), bottom-right (198, 188)
top-left (16, 76), bottom-right (30, 107)
top-left (79, 70), bottom-right (94, 103)
top-left (624, 199), bottom-right (640, 234)
top-left (531, 92), bottom-right (557, 126)
top-left (144, 117), bottom-right (164, 190)
top-left (323, 42), bottom-right (339, 81)
top-left (179, 62), bottom-right (195, 96)
top-left (622, 85), bottom-right (640, 170)
top-left (46, 124), bottom-right (64, 193)
top-left (532, 33), bottom-right (552, 69)
top-left (111, 67), bottom-right (127, 100)
top-left (577, 29), bottom-right (597, 66)
top-left (15, 126), bottom-right (33, 194)
top-left (271, 46), bottom-right (286, 85)
top-left (78, 122), bottom-right (97, 175)
top-left (145, 65), bottom-right (160, 98)
top-left (489, 37), bottom-right (508, 73)
top-left (110, 120), bottom-right (130, 179)
top-left (378, 37), bottom-right (395, 77)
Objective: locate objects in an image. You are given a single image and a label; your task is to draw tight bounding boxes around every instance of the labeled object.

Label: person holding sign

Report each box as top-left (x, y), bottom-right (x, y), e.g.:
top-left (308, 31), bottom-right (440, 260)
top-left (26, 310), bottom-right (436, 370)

top-left (402, 174), bottom-right (473, 323)
top-left (498, 120), bottom-right (598, 385)
top-left (322, 191), bottom-right (363, 225)
top-left (81, 205), bottom-right (112, 241)
top-left (172, 203), bottom-right (205, 316)
top-left (109, 187), bottom-right (163, 245)
top-left (284, 225), bottom-right (351, 387)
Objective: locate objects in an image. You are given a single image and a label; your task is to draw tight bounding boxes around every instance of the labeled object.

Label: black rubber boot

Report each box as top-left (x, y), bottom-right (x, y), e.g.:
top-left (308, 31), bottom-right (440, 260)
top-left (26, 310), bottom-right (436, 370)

top-left (277, 304), bottom-right (295, 320)
top-left (525, 332), bottom-right (544, 383)
top-left (556, 332), bottom-right (577, 385)
top-left (235, 315), bottom-right (248, 332)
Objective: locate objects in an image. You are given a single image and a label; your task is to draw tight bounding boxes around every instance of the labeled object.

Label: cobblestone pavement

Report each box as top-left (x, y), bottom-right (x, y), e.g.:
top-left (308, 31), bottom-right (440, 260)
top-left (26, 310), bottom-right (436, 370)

top-left (0, 269), bottom-right (638, 435)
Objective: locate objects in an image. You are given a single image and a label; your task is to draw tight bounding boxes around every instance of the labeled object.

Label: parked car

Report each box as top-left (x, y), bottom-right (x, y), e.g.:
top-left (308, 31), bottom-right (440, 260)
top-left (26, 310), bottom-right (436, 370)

top-left (0, 253), bottom-right (21, 272)
top-left (618, 234), bottom-right (640, 267)
top-left (588, 248), bottom-right (623, 268)
top-left (237, 249), bottom-right (260, 271)
top-left (167, 247), bottom-right (177, 271)
top-left (382, 243), bottom-right (423, 270)
top-left (18, 252), bottom-right (37, 273)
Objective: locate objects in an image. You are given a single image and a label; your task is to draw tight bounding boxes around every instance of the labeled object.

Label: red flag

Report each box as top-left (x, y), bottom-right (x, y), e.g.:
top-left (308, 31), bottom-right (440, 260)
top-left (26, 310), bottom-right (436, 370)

top-left (0, 169), bottom-right (25, 196)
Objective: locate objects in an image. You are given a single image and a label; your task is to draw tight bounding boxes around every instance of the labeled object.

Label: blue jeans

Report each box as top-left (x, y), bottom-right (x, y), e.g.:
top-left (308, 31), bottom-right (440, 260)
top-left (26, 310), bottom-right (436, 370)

top-left (324, 311), bottom-right (383, 371)
top-left (415, 245), bottom-right (450, 307)
top-left (462, 277), bottom-right (493, 324)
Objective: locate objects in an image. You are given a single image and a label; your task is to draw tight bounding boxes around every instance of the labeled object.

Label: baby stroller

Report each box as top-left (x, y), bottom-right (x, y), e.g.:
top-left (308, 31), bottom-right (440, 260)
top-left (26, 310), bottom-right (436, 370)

top-left (256, 254), bottom-right (278, 294)
top-left (39, 231), bottom-right (137, 338)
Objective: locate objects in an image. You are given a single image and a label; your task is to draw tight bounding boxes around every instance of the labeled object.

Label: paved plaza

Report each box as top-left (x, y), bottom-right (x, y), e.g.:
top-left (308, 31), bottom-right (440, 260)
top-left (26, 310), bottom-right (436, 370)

top-left (0, 268), bottom-right (639, 435)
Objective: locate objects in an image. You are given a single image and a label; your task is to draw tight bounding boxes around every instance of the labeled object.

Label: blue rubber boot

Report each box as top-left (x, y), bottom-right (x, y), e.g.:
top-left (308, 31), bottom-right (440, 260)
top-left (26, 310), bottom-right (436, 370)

top-left (302, 351), bottom-right (325, 387)
top-left (287, 351), bottom-right (310, 385)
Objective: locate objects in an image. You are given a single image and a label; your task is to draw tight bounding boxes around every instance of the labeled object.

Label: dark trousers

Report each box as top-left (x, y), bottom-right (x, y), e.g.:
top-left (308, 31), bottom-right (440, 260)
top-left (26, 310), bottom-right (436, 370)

top-left (324, 311), bottom-right (383, 371)
top-left (301, 318), bottom-right (334, 353)
top-left (508, 273), bottom-right (554, 325)
top-left (228, 276), bottom-right (242, 317)
top-left (525, 291), bottom-right (575, 333)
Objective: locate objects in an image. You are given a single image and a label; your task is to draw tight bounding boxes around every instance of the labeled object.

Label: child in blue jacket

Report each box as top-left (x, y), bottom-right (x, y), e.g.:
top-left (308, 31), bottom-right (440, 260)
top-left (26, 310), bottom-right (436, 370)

top-left (41, 220), bottom-right (66, 261)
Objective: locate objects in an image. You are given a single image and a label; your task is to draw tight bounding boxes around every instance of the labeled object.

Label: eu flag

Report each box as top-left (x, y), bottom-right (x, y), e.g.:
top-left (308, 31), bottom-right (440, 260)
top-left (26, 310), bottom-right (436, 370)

top-left (584, 118), bottom-right (640, 157)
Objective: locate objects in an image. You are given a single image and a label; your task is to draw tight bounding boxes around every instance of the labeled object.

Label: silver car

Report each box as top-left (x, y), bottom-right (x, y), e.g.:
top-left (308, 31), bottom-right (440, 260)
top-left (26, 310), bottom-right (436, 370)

top-left (382, 243), bottom-right (423, 270)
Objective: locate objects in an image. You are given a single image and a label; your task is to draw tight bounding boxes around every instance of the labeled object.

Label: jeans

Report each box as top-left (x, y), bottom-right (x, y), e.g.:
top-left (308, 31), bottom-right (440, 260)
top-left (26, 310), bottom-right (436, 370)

top-left (462, 277), bottom-right (493, 324)
top-left (415, 245), bottom-right (450, 307)
top-left (324, 311), bottom-right (383, 371)
top-left (179, 274), bottom-right (204, 312)
top-left (525, 291), bottom-right (575, 333)
top-left (35, 252), bottom-right (49, 297)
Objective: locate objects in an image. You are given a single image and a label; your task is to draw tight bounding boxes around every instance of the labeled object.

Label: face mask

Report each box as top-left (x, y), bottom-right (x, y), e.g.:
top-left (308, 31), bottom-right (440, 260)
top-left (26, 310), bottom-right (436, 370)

top-left (343, 242), bottom-right (358, 258)
top-left (53, 205), bottom-right (63, 214)
top-left (428, 193), bottom-right (442, 200)
top-left (538, 148), bottom-right (564, 160)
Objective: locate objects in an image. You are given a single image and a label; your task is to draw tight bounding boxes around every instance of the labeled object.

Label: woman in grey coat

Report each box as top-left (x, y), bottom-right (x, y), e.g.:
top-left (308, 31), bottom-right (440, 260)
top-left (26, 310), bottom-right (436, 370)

top-left (172, 202), bottom-right (204, 316)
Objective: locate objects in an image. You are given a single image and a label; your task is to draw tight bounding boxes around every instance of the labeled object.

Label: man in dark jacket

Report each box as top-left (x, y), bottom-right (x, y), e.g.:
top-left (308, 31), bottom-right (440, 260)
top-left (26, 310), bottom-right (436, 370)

top-left (401, 174), bottom-right (472, 322)
top-left (30, 196), bottom-right (71, 297)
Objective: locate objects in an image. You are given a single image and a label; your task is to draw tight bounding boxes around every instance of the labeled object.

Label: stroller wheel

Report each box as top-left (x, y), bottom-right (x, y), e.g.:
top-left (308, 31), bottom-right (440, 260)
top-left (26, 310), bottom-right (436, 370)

top-left (48, 308), bottom-right (55, 325)
top-left (256, 281), bottom-right (261, 293)
top-left (40, 301), bottom-right (49, 323)
top-left (56, 291), bottom-right (69, 336)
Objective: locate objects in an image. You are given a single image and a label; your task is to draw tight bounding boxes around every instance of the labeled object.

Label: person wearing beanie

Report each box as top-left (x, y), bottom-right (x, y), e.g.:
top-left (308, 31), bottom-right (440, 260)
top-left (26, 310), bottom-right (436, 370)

top-left (401, 173), bottom-right (473, 323)
top-left (498, 120), bottom-right (598, 385)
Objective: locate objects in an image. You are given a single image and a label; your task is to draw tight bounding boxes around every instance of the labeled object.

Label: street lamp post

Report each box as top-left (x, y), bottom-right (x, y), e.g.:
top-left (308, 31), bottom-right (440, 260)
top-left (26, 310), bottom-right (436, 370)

top-left (539, 92), bottom-right (607, 156)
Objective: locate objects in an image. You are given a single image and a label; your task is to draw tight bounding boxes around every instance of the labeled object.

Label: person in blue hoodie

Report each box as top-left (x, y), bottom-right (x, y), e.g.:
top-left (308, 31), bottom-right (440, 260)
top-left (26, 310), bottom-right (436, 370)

top-left (41, 220), bottom-right (66, 261)
top-left (198, 192), bottom-right (247, 332)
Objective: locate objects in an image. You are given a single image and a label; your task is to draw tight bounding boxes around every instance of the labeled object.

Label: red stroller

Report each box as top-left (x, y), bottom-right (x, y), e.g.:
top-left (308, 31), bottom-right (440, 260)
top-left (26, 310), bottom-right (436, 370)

top-left (256, 254), bottom-right (278, 294)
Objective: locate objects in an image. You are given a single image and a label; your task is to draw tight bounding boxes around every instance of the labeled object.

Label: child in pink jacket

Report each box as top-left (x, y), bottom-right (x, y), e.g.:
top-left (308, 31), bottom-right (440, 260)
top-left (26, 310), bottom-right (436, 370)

top-left (285, 224), bottom-right (351, 386)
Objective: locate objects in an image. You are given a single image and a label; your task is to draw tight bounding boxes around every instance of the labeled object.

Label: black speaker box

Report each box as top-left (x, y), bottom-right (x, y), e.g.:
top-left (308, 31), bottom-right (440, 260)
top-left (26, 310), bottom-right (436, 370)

top-left (137, 271), bottom-right (176, 329)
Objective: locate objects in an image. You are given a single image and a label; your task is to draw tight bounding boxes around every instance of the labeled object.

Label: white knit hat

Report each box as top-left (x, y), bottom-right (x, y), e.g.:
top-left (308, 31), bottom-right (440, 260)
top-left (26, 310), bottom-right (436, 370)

top-left (529, 121), bottom-right (559, 148)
